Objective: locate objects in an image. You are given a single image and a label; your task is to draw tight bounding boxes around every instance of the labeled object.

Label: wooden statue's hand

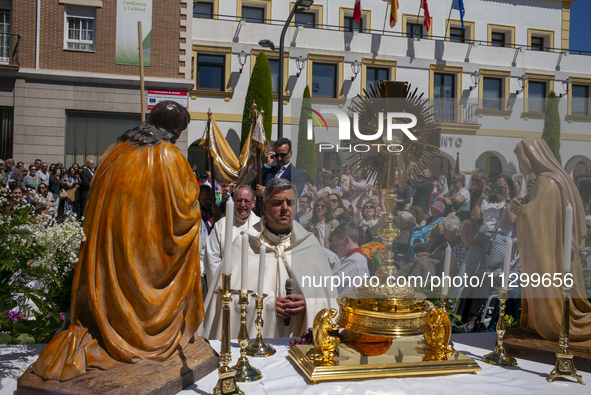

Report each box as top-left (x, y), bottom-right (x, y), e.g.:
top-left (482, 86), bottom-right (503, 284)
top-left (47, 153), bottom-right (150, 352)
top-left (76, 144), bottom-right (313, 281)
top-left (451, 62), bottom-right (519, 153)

top-left (510, 198), bottom-right (521, 214)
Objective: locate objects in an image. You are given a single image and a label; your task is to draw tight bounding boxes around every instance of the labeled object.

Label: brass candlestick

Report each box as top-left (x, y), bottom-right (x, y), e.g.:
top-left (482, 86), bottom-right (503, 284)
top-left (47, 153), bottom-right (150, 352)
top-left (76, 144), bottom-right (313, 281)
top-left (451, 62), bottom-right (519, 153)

top-left (213, 274), bottom-right (244, 395)
top-left (547, 286), bottom-right (585, 385)
top-left (483, 288), bottom-right (517, 366)
top-left (233, 292), bottom-right (262, 382)
top-left (245, 293), bottom-right (276, 357)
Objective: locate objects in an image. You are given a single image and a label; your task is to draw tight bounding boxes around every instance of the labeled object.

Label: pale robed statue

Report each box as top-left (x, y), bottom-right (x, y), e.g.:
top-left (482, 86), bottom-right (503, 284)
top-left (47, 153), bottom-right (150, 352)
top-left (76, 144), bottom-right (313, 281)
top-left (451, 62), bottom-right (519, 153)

top-left (25, 101), bottom-right (217, 388)
top-left (511, 137), bottom-right (591, 345)
top-left (200, 178), bottom-right (338, 340)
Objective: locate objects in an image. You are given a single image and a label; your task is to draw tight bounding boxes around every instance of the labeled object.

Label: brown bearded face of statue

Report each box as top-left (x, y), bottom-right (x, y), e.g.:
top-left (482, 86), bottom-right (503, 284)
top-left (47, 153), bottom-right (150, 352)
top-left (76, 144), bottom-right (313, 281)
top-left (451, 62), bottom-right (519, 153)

top-left (263, 189), bottom-right (295, 233)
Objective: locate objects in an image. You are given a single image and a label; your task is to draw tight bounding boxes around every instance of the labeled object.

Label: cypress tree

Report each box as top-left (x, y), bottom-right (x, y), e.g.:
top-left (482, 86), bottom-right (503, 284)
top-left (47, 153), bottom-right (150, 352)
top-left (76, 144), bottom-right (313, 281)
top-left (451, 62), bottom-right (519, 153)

top-left (240, 52), bottom-right (273, 150)
top-left (296, 85), bottom-right (316, 176)
top-left (542, 91), bottom-right (561, 165)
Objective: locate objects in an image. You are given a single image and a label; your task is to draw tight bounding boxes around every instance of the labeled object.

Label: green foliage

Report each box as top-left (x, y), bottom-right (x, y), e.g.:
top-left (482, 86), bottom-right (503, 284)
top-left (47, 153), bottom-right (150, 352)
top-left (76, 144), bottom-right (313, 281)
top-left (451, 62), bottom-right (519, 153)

top-left (504, 314), bottom-right (518, 327)
top-left (296, 86), bottom-right (317, 176)
top-left (542, 91), bottom-right (561, 164)
top-left (240, 52), bottom-right (273, 150)
top-left (371, 249), bottom-right (382, 275)
top-left (0, 200), bottom-right (83, 344)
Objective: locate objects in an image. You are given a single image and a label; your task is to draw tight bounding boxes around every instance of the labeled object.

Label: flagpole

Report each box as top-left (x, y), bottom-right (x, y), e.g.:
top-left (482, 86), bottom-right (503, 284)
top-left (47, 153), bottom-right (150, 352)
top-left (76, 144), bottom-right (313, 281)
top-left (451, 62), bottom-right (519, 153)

top-left (445, 0), bottom-right (455, 39)
top-left (382, 1), bottom-right (389, 34)
top-left (415, 1), bottom-right (422, 28)
top-left (138, 22), bottom-right (145, 122)
top-left (207, 109), bottom-right (214, 187)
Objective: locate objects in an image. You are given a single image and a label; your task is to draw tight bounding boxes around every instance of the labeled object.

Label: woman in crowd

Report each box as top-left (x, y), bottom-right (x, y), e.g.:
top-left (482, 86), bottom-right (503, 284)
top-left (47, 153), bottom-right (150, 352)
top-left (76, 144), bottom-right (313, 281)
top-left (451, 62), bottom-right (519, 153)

top-left (353, 199), bottom-right (385, 245)
top-left (317, 172), bottom-right (334, 199)
top-left (328, 193), bottom-right (351, 224)
top-left (49, 165), bottom-right (63, 210)
top-left (340, 165), bottom-right (353, 199)
top-left (455, 174), bottom-right (516, 332)
top-left (23, 164), bottom-right (41, 191)
top-left (513, 179), bottom-right (523, 199)
top-left (62, 166), bottom-right (81, 217)
top-left (431, 180), bottom-right (445, 207)
top-left (36, 182), bottom-right (54, 203)
top-left (393, 211), bottom-right (415, 246)
top-left (295, 194), bottom-right (313, 226)
top-left (404, 215), bottom-right (462, 281)
top-left (437, 173), bottom-right (470, 217)
top-left (331, 173), bottom-right (342, 196)
top-left (462, 174), bottom-right (516, 277)
top-left (345, 171), bottom-right (367, 204)
top-left (578, 177), bottom-right (591, 216)
top-left (306, 196), bottom-right (340, 249)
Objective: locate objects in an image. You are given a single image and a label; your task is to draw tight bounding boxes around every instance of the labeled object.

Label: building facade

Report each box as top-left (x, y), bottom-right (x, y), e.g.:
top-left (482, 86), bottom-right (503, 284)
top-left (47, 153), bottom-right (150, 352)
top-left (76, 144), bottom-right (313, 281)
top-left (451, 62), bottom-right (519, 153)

top-left (188, 0), bottom-right (591, 179)
top-left (0, 0), bottom-right (193, 166)
top-left (1, 0), bottom-right (589, 180)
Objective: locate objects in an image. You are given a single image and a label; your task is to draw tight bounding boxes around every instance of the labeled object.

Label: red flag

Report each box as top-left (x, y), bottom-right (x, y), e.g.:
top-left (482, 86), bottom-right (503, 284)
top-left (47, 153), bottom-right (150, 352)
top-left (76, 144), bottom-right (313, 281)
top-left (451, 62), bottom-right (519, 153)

top-left (353, 0), bottom-right (361, 25)
top-left (421, 0), bottom-right (431, 32)
top-left (389, 0), bottom-right (399, 28)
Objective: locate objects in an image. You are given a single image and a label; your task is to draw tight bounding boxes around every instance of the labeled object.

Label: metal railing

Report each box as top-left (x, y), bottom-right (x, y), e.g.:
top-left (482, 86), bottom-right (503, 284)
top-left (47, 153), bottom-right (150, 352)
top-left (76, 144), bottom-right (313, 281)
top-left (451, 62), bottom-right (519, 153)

top-left (194, 12), bottom-right (590, 57)
top-left (0, 33), bottom-right (20, 67)
top-left (430, 100), bottom-right (478, 124)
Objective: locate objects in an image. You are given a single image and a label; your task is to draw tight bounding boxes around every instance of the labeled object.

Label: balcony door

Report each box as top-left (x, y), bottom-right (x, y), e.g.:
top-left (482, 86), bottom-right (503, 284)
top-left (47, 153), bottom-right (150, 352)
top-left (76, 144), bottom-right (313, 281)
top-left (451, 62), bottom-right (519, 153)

top-left (434, 73), bottom-right (455, 122)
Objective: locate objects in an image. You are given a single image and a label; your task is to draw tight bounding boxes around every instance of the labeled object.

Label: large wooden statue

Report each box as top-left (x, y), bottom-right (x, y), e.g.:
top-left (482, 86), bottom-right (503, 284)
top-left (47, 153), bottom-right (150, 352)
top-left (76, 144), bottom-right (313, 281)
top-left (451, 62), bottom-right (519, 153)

top-left (512, 137), bottom-right (591, 345)
top-left (30, 101), bottom-right (212, 382)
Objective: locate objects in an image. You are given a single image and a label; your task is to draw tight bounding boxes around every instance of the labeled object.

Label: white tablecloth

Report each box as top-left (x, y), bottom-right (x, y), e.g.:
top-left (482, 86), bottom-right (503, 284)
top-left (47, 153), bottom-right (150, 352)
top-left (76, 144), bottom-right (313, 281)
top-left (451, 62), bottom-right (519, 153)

top-left (1, 333), bottom-right (589, 395)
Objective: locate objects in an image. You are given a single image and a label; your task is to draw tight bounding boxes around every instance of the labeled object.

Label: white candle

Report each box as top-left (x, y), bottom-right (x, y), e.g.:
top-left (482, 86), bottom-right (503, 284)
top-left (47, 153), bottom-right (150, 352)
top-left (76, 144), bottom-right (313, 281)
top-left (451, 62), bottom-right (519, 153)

top-left (222, 199), bottom-right (234, 274)
top-left (442, 245), bottom-right (451, 295)
top-left (258, 244), bottom-right (266, 297)
top-left (563, 202), bottom-right (573, 274)
top-left (241, 231), bottom-right (249, 294)
top-left (502, 238), bottom-right (512, 290)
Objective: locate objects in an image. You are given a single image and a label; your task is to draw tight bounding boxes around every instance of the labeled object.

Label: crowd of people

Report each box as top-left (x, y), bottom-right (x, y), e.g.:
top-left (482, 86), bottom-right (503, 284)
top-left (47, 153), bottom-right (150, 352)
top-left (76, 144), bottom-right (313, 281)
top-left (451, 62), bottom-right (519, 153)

top-left (194, 137), bottom-right (591, 334)
top-left (0, 157), bottom-right (95, 219)
top-left (4, 138), bottom-right (591, 335)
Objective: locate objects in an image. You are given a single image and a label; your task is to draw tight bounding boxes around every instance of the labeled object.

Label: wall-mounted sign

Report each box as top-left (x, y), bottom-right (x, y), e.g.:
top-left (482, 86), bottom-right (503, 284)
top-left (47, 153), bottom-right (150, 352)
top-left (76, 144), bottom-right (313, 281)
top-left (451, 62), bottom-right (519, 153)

top-left (147, 90), bottom-right (188, 110)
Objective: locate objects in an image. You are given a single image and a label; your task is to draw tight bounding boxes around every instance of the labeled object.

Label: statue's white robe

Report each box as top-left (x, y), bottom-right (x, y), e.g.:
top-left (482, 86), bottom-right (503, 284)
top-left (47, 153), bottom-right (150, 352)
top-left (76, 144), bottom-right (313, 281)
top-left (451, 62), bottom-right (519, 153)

top-left (200, 218), bottom-right (338, 340)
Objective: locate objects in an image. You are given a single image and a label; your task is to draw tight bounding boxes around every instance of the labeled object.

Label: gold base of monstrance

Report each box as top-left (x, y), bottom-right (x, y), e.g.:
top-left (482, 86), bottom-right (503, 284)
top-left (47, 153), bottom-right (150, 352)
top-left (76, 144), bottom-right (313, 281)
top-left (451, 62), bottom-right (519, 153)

top-left (289, 81), bottom-right (480, 383)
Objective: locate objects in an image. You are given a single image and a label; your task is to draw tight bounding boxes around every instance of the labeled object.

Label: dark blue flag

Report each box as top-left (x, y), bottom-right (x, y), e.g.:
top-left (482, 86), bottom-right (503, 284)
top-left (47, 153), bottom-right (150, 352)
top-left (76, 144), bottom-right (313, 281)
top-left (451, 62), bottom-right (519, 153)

top-left (459, 0), bottom-right (465, 31)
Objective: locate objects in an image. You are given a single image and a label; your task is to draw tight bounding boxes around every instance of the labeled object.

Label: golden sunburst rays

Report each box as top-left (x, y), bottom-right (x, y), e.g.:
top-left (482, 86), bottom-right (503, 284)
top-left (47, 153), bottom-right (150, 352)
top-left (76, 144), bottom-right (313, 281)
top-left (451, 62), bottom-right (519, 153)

top-left (346, 81), bottom-right (441, 190)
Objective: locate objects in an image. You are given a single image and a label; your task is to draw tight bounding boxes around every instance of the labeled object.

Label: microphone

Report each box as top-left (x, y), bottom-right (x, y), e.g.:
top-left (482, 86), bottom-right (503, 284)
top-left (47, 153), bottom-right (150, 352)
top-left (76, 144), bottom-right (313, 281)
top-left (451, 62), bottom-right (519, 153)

top-left (284, 278), bottom-right (296, 326)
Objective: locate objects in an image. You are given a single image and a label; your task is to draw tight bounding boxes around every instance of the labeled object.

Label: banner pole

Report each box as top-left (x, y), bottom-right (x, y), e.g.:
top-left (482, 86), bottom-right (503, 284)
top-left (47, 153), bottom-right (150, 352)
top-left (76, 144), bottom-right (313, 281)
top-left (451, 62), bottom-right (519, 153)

top-left (138, 21), bottom-right (145, 122)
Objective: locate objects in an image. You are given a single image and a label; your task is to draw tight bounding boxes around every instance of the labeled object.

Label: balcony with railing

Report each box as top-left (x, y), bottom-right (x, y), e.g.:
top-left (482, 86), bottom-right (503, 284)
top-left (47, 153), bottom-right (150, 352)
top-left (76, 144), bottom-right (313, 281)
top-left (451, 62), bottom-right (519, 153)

top-left (0, 32), bottom-right (19, 67)
top-left (429, 99), bottom-right (479, 125)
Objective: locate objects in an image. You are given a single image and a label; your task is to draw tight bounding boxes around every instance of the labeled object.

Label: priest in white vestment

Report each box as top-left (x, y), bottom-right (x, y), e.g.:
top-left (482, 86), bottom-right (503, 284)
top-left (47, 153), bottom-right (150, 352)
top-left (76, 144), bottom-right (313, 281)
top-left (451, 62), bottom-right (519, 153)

top-left (203, 186), bottom-right (259, 281)
top-left (200, 178), bottom-right (338, 340)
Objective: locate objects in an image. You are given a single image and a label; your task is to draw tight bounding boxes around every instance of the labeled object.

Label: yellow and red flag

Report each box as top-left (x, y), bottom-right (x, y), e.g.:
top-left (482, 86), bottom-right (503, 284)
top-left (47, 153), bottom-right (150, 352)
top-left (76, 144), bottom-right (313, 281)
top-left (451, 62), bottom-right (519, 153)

top-left (389, 0), bottom-right (399, 28)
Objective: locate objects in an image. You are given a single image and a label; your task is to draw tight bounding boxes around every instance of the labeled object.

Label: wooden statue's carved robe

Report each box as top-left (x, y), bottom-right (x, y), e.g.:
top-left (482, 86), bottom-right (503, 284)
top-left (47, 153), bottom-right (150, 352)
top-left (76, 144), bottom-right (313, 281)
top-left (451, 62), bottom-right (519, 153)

top-left (515, 137), bottom-right (591, 345)
top-left (33, 141), bottom-right (204, 380)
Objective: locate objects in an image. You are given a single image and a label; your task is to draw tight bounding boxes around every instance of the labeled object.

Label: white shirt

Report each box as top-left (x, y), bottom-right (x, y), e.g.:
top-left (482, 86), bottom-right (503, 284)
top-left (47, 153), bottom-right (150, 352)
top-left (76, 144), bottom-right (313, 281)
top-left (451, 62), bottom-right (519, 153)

top-left (274, 162), bottom-right (291, 179)
top-left (480, 199), bottom-right (513, 235)
top-left (38, 170), bottom-right (50, 184)
top-left (332, 251), bottom-right (370, 296)
top-left (444, 187), bottom-right (471, 211)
